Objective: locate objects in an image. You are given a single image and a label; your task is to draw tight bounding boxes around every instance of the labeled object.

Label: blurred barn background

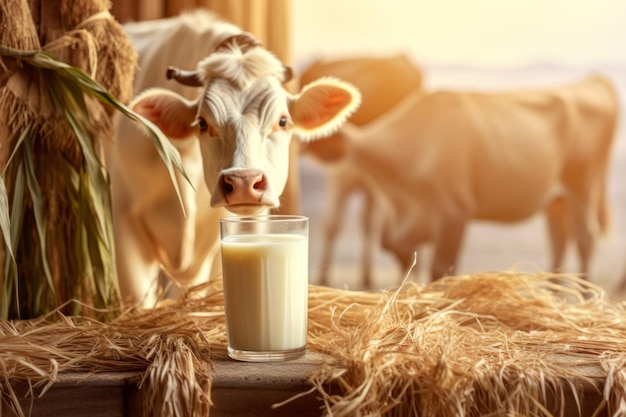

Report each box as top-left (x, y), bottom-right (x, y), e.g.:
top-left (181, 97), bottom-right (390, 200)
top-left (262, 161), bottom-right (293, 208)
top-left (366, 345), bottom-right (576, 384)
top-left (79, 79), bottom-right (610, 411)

top-left (110, 0), bottom-right (626, 293)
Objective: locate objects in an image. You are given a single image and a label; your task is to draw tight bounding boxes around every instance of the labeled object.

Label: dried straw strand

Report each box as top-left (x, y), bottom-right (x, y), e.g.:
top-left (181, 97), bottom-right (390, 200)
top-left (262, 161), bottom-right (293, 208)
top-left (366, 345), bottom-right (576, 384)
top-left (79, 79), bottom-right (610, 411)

top-left (1, 271), bottom-right (626, 417)
top-left (306, 271), bottom-right (626, 417)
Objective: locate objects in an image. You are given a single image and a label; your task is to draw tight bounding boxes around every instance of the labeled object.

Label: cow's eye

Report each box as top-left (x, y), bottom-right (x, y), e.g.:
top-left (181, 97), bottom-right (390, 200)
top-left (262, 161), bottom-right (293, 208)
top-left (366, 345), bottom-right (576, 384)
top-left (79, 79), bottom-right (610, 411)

top-left (197, 117), bottom-right (218, 136)
top-left (197, 117), bottom-right (209, 133)
top-left (271, 115), bottom-right (290, 133)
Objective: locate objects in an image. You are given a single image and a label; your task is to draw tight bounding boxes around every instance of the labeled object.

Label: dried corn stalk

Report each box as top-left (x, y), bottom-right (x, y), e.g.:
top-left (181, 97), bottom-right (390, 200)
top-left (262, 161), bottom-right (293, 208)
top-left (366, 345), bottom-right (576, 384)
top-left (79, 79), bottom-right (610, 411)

top-left (0, 0), bottom-right (187, 319)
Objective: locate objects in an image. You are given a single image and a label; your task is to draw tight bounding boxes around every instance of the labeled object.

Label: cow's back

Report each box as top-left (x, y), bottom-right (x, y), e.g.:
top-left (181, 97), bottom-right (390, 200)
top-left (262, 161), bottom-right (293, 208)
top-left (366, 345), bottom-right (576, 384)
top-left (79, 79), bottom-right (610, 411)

top-left (468, 74), bottom-right (619, 220)
top-left (299, 54), bottom-right (422, 126)
top-left (299, 54), bottom-right (422, 162)
top-left (123, 10), bottom-right (240, 97)
top-left (352, 75), bottom-right (619, 222)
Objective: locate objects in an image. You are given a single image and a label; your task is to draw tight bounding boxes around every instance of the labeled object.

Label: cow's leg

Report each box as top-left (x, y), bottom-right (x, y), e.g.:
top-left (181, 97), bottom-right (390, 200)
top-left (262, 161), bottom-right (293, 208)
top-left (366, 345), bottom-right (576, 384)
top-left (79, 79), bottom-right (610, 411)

top-left (316, 222), bottom-right (337, 287)
top-left (545, 195), bottom-right (570, 272)
top-left (317, 169), bottom-right (362, 287)
top-left (430, 218), bottom-right (467, 280)
top-left (114, 213), bottom-right (161, 308)
top-left (317, 184), bottom-right (350, 287)
top-left (569, 197), bottom-right (597, 277)
top-left (360, 187), bottom-right (378, 289)
top-left (575, 217), bottom-right (596, 277)
top-left (565, 165), bottom-right (611, 279)
top-left (165, 247), bottom-right (221, 299)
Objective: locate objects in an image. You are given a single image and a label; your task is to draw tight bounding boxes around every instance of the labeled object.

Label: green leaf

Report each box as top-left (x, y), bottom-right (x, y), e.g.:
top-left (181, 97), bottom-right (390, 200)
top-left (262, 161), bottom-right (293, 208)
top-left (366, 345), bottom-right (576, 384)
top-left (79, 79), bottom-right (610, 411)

top-left (0, 45), bottom-right (195, 318)
top-left (22, 137), bottom-right (56, 299)
top-left (0, 45), bottom-right (190, 213)
top-left (0, 175), bottom-right (17, 320)
top-left (1, 125), bottom-right (33, 320)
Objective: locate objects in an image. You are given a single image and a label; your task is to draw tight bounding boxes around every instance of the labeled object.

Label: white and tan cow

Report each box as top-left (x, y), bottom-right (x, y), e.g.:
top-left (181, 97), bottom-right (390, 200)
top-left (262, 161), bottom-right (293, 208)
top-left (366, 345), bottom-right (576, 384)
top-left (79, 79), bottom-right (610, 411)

top-left (108, 12), bottom-right (360, 306)
top-left (323, 74), bottom-right (618, 284)
top-left (298, 55), bottom-right (423, 287)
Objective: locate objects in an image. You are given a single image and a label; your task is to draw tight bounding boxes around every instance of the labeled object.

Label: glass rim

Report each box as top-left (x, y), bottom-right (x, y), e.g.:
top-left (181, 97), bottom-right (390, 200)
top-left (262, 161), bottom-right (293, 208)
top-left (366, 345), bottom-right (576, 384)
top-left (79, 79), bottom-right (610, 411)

top-left (220, 214), bottom-right (308, 224)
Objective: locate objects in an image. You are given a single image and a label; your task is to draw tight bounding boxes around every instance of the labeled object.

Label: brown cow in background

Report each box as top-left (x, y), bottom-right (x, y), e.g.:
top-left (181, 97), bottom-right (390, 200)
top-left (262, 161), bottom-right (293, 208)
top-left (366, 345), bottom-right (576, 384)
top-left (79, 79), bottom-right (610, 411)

top-left (300, 61), bottom-right (619, 285)
top-left (298, 54), bottom-right (423, 287)
top-left (316, 74), bottom-right (618, 285)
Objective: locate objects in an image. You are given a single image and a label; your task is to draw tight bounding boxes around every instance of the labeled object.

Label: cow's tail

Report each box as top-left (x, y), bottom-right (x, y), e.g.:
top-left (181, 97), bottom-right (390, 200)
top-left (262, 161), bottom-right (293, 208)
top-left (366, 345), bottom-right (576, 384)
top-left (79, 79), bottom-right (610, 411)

top-left (593, 72), bottom-right (619, 237)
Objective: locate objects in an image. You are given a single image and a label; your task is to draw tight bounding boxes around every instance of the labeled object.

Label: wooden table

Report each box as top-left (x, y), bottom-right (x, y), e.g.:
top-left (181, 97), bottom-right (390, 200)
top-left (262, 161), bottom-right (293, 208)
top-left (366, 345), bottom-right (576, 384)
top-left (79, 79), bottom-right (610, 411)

top-left (11, 352), bottom-right (325, 417)
top-left (10, 351), bottom-right (609, 417)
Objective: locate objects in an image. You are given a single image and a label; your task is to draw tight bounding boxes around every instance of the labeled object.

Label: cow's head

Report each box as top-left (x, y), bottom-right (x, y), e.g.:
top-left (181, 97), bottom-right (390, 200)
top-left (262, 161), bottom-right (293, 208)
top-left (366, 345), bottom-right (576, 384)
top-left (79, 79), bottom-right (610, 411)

top-left (131, 34), bottom-right (360, 215)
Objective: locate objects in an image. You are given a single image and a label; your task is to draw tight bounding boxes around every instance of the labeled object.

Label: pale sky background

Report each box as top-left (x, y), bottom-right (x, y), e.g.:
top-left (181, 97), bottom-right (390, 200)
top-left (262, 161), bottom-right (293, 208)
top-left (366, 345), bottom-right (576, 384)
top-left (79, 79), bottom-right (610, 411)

top-left (292, 0), bottom-right (626, 69)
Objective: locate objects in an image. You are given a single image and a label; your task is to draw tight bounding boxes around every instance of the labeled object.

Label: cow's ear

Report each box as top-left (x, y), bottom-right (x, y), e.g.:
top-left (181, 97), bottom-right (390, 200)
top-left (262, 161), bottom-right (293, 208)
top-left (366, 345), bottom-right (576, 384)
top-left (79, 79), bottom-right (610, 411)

top-left (289, 77), bottom-right (361, 141)
top-left (130, 89), bottom-right (199, 139)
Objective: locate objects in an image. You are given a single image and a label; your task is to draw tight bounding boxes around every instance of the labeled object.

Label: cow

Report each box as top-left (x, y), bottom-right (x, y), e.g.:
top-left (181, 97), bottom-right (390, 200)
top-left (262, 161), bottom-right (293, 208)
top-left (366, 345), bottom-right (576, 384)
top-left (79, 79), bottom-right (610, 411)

top-left (298, 55), bottom-right (423, 287)
top-left (319, 74), bottom-right (618, 284)
top-left (108, 11), bottom-right (361, 306)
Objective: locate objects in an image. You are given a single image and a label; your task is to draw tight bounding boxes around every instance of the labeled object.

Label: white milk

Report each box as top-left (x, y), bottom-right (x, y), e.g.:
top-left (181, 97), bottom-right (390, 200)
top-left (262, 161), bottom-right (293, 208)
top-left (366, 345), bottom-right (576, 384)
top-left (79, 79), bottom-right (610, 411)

top-left (221, 233), bottom-right (308, 352)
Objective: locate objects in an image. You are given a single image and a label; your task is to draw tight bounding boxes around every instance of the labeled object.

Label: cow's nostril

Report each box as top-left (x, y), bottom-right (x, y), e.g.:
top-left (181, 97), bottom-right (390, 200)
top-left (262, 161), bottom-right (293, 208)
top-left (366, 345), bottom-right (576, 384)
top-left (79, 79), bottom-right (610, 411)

top-left (221, 176), bottom-right (234, 195)
top-left (219, 172), bottom-right (268, 206)
top-left (252, 175), bottom-right (266, 191)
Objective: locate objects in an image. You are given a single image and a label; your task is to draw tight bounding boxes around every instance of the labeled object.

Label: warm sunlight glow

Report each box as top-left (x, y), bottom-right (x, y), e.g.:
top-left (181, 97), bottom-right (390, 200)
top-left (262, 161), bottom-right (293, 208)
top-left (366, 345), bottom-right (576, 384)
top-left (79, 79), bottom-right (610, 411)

top-left (293, 0), bottom-right (626, 67)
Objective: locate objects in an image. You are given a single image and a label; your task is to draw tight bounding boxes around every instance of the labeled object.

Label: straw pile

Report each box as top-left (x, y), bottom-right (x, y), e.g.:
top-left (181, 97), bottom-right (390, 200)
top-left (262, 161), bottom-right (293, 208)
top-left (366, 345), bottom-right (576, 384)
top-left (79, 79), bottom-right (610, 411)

top-left (2, 270), bottom-right (626, 417)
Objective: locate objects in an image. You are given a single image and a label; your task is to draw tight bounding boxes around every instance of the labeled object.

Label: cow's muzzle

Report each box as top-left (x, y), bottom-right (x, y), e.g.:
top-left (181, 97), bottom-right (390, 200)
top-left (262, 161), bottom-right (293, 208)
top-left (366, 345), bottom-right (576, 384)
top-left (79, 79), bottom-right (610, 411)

top-left (210, 169), bottom-right (277, 214)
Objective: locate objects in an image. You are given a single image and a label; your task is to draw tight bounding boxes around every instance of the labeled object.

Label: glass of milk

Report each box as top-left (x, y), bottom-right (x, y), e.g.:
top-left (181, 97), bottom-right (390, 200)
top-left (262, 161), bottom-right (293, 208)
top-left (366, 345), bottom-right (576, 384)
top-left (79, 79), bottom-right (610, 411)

top-left (220, 215), bottom-right (309, 362)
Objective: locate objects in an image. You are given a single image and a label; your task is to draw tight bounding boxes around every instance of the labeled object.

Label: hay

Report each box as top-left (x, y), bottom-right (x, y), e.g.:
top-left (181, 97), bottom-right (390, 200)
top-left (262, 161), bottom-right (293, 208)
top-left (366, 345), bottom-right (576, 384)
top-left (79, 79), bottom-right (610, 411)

top-left (2, 271), bottom-right (626, 417)
top-left (308, 272), bottom-right (626, 416)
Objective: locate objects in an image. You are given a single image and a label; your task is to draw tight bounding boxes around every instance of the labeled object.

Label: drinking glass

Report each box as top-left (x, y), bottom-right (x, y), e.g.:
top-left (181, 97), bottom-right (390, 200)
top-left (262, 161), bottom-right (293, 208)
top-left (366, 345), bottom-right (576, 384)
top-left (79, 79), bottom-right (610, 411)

top-left (220, 215), bottom-right (309, 362)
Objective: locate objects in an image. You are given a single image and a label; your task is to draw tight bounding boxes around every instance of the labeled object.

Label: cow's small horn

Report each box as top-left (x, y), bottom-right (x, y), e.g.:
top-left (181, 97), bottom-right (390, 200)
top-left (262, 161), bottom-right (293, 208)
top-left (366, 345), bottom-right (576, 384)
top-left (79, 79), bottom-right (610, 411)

top-left (166, 66), bottom-right (204, 86)
top-left (283, 65), bottom-right (294, 83)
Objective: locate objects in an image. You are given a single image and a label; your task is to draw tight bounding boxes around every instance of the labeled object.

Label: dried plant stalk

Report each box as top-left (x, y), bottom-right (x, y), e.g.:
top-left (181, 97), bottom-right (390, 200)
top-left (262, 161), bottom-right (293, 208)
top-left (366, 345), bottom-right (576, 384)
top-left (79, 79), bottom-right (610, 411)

top-left (0, 0), bottom-right (137, 319)
top-left (1, 0), bottom-right (188, 321)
